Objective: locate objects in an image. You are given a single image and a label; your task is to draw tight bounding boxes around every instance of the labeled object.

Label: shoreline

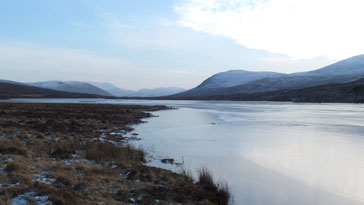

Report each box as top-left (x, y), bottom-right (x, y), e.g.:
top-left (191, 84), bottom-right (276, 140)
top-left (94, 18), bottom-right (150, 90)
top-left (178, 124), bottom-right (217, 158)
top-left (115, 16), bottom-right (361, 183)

top-left (2, 97), bottom-right (362, 105)
top-left (0, 102), bottom-right (229, 204)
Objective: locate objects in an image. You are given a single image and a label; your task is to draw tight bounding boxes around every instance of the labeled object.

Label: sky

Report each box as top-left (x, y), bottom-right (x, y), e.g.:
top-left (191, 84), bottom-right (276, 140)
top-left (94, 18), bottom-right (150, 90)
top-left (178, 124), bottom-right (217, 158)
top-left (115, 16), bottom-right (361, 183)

top-left (1, 0), bottom-right (363, 90)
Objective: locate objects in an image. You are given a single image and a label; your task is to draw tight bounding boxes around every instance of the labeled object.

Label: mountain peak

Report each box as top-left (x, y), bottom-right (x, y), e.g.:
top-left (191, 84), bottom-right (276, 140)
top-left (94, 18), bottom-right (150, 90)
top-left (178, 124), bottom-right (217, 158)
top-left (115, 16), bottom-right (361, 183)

top-left (196, 69), bottom-right (285, 90)
top-left (175, 54), bottom-right (364, 98)
top-left (88, 82), bottom-right (186, 97)
top-left (28, 81), bottom-right (112, 96)
top-left (307, 54), bottom-right (364, 76)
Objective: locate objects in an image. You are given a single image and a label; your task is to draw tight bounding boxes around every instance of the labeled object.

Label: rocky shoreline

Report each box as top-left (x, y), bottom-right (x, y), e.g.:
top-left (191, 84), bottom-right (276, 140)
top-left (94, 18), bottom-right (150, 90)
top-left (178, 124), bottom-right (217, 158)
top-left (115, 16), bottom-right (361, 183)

top-left (0, 103), bottom-right (229, 204)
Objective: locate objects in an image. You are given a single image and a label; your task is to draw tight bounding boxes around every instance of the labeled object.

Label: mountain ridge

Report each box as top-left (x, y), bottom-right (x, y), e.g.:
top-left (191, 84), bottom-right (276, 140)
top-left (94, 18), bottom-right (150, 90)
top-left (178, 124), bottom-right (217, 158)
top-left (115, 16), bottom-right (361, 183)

top-left (0, 81), bottom-right (103, 98)
top-left (88, 82), bottom-right (186, 97)
top-left (174, 54), bottom-right (364, 97)
top-left (27, 81), bottom-right (113, 96)
top-left (195, 70), bottom-right (286, 90)
top-left (88, 82), bottom-right (135, 97)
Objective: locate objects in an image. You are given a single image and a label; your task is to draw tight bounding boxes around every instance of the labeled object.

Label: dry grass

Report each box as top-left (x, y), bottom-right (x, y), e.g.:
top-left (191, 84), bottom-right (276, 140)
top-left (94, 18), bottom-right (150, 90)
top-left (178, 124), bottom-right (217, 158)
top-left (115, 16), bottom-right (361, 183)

top-left (0, 138), bottom-right (27, 156)
top-left (0, 103), bottom-right (230, 204)
top-left (84, 142), bottom-right (144, 168)
top-left (179, 168), bottom-right (194, 183)
top-left (197, 167), bottom-right (231, 205)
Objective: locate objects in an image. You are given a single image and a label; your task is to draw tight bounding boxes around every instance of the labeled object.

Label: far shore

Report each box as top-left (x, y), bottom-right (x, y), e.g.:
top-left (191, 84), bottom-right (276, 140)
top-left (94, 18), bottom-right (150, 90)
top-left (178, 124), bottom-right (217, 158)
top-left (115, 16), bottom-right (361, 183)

top-left (2, 96), bottom-right (362, 104)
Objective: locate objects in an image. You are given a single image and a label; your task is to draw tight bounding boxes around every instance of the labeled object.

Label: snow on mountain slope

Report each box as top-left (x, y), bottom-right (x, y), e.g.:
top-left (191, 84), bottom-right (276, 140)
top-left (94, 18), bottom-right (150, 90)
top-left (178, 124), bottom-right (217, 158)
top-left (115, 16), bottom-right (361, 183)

top-left (175, 54), bottom-right (364, 97)
top-left (88, 82), bottom-right (135, 97)
top-left (0, 79), bottom-right (25, 85)
top-left (0, 81), bottom-right (102, 98)
top-left (196, 70), bottom-right (286, 90)
top-left (89, 82), bottom-right (186, 97)
top-left (28, 81), bottom-right (112, 96)
top-left (129, 87), bottom-right (186, 97)
top-left (178, 73), bottom-right (364, 97)
top-left (304, 54), bottom-right (364, 76)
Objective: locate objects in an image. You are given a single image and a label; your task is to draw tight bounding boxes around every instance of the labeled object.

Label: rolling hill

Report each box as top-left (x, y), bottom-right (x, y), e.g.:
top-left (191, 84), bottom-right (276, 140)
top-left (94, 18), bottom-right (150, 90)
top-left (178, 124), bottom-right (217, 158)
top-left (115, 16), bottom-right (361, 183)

top-left (128, 87), bottom-right (186, 97)
top-left (167, 77), bottom-right (364, 103)
top-left (195, 70), bottom-right (285, 89)
top-left (89, 82), bottom-right (186, 97)
top-left (174, 54), bottom-right (364, 97)
top-left (0, 81), bottom-right (103, 98)
top-left (88, 82), bottom-right (135, 97)
top-left (28, 81), bottom-right (112, 96)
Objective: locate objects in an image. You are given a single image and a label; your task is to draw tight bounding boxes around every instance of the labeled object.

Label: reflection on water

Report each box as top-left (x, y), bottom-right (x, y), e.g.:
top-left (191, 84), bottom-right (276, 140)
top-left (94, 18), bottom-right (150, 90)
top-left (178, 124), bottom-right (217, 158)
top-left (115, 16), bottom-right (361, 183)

top-left (4, 99), bottom-right (364, 204)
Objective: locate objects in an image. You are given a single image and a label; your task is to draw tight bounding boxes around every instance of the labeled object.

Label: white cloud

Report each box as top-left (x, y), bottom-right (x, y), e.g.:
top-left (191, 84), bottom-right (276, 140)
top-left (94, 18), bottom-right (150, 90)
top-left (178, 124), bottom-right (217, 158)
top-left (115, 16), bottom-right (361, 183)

top-left (174, 0), bottom-right (364, 60)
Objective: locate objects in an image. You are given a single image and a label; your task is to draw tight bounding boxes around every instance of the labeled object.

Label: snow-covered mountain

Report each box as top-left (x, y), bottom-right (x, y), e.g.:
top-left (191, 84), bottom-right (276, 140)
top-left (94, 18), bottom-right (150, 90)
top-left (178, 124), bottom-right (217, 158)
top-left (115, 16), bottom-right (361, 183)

top-left (89, 82), bottom-right (186, 97)
top-left (27, 81), bottom-right (185, 97)
top-left (88, 82), bottom-right (135, 97)
top-left (0, 80), bottom-right (103, 98)
top-left (28, 81), bottom-right (112, 96)
top-left (196, 70), bottom-right (285, 89)
top-left (175, 54), bottom-right (364, 97)
top-left (88, 82), bottom-right (186, 97)
top-left (301, 54), bottom-right (364, 76)
top-left (129, 87), bottom-right (186, 97)
top-left (0, 79), bottom-right (25, 85)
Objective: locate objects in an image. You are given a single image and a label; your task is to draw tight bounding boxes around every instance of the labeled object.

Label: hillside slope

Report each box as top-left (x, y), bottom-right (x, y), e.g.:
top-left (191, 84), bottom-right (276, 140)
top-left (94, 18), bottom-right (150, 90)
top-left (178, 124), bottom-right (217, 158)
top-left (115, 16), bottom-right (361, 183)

top-left (175, 54), bottom-right (364, 97)
top-left (302, 54), bottom-right (364, 76)
top-left (172, 78), bottom-right (364, 103)
top-left (0, 82), bottom-right (103, 98)
top-left (89, 82), bottom-right (186, 97)
top-left (88, 82), bottom-right (135, 96)
top-left (129, 87), bottom-right (186, 97)
top-left (196, 70), bottom-right (285, 89)
top-left (28, 81), bottom-right (112, 96)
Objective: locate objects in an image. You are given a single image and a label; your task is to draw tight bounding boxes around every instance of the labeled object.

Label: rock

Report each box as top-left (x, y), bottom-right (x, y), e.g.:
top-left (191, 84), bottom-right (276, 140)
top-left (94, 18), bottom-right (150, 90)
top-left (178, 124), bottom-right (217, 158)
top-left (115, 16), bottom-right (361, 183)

top-left (161, 158), bottom-right (174, 164)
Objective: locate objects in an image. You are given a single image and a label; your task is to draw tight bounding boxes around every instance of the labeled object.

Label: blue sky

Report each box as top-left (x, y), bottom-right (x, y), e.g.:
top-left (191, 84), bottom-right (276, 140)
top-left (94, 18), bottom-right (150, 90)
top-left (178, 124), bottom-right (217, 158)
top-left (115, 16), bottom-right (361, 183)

top-left (1, 0), bottom-right (362, 89)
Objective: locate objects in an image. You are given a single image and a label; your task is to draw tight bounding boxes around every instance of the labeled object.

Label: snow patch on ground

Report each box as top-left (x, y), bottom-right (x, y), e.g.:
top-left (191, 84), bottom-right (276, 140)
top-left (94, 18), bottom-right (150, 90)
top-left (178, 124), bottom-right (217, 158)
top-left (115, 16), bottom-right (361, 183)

top-left (32, 175), bottom-right (56, 185)
top-left (11, 192), bottom-right (52, 205)
top-left (62, 159), bottom-right (94, 166)
top-left (109, 132), bottom-right (124, 135)
top-left (0, 134), bottom-right (6, 139)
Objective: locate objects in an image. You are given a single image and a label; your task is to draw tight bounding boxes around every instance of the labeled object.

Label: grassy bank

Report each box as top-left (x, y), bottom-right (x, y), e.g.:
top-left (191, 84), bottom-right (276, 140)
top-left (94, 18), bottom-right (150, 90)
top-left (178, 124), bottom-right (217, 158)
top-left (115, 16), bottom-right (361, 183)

top-left (0, 103), bottom-right (230, 204)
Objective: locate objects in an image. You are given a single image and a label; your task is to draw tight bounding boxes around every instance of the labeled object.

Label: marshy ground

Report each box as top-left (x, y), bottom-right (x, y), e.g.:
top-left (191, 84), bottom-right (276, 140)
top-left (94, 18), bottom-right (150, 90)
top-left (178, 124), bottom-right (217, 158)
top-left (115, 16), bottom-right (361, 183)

top-left (0, 103), bottom-right (229, 204)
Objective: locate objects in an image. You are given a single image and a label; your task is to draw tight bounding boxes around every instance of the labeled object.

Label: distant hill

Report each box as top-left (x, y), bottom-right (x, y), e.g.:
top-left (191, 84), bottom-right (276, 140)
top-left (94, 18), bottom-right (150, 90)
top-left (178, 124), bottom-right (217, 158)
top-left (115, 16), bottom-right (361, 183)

top-left (27, 81), bottom-right (112, 96)
top-left (167, 77), bottom-right (364, 103)
top-left (196, 70), bottom-right (285, 89)
top-left (266, 78), bottom-right (364, 103)
top-left (4, 80), bottom-right (186, 98)
top-left (89, 82), bottom-right (186, 97)
top-left (88, 82), bottom-right (135, 97)
top-left (129, 87), bottom-right (186, 97)
top-left (0, 79), bottom-right (25, 85)
top-left (301, 54), bottom-right (364, 76)
top-left (0, 81), bottom-right (103, 98)
top-left (175, 54), bottom-right (364, 97)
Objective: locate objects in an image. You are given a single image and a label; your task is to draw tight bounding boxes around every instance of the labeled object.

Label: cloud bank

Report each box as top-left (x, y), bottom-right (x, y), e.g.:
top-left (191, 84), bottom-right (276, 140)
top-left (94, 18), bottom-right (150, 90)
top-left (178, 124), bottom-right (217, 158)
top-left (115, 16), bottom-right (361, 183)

top-left (175, 0), bottom-right (364, 60)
